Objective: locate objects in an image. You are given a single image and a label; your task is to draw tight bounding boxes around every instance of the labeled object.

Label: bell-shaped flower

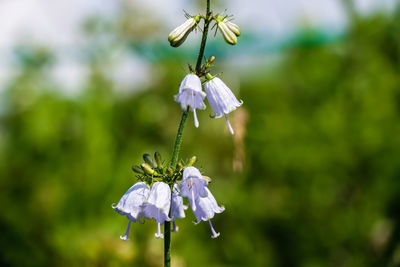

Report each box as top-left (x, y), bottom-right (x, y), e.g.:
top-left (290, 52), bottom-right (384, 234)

top-left (175, 74), bottom-right (206, 128)
top-left (171, 184), bottom-right (188, 232)
top-left (204, 75), bottom-right (243, 134)
top-left (192, 187), bottom-right (225, 238)
top-left (168, 16), bottom-right (200, 47)
top-left (180, 166), bottom-right (208, 211)
top-left (141, 182), bottom-right (171, 238)
top-left (112, 182), bottom-right (150, 241)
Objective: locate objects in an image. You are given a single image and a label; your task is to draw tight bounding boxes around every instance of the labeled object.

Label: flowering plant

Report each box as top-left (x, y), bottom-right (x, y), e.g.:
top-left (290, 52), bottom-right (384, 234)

top-left (112, 0), bottom-right (242, 266)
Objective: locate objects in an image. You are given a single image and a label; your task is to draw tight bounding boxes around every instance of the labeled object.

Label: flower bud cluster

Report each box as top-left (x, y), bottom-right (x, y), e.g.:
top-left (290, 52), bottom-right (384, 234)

top-left (168, 13), bottom-right (241, 47)
top-left (113, 153), bottom-right (224, 240)
top-left (131, 152), bottom-right (184, 185)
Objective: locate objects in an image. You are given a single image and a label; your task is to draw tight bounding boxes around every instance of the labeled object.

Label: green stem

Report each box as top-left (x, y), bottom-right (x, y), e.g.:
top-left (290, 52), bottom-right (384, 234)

top-left (169, 110), bottom-right (189, 169)
top-left (164, 1), bottom-right (211, 266)
top-left (195, 0), bottom-right (211, 73)
top-left (163, 110), bottom-right (188, 267)
top-left (163, 221), bottom-right (172, 267)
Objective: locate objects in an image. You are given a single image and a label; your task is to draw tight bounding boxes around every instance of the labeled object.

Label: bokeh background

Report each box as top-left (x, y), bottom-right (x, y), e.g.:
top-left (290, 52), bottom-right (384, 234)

top-left (1, 0), bottom-right (400, 266)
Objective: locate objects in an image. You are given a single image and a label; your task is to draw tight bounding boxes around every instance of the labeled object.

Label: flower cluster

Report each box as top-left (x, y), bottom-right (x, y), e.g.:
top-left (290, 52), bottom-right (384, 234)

top-left (113, 153), bottom-right (224, 240)
top-left (175, 72), bottom-right (242, 134)
top-left (169, 13), bottom-right (243, 134)
top-left (113, 6), bottom-right (243, 258)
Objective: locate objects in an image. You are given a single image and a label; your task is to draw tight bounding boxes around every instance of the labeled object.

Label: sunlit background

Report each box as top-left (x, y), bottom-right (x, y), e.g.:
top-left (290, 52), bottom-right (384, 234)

top-left (1, 0), bottom-right (400, 266)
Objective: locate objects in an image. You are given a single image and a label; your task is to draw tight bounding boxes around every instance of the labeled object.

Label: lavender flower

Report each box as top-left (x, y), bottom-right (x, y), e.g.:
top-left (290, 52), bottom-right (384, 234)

top-left (175, 74), bottom-right (206, 128)
top-left (142, 182), bottom-right (171, 238)
top-left (204, 75), bottom-right (243, 134)
top-left (180, 166), bottom-right (208, 211)
top-left (112, 182), bottom-right (150, 241)
top-left (171, 184), bottom-right (188, 232)
top-left (192, 187), bottom-right (225, 238)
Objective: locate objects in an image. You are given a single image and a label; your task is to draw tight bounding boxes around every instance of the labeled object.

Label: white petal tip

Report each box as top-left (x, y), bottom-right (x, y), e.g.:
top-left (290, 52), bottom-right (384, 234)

top-left (172, 226), bottom-right (179, 232)
top-left (193, 109), bottom-right (199, 128)
top-left (155, 233), bottom-right (164, 239)
top-left (211, 233), bottom-right (220, 239)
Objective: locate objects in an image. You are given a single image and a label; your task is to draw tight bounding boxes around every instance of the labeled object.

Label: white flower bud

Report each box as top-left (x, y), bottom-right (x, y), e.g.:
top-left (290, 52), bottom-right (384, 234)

top-left (224, 19), bottom-right (240, 36)
top-left (168, 16), bottom-right (200, 47)
top-left (216, 16), bottom-right (241, 45)
top-left (217, 21), bottom-right (237, 45)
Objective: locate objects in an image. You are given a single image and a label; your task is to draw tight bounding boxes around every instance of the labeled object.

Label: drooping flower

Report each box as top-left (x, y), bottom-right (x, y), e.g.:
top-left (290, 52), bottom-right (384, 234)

top-left (192, 187), bottom-right (225, 238)
top-left (112, 182), bottom-right (150, 241)
top-left (171, 184), bottom-right (188, 232)
top-left (204, 75), bottom-right (243, 134)
top-left (175, 74), bottom-right (206, 128)
top-left (192, 188), bottom-right (225, 223)
top-left (180, 166), bottom-right (208, 211)
top-left (141, 182), bottom-right (171, 238)
top-left (168, 16), bottom-right (200, 47)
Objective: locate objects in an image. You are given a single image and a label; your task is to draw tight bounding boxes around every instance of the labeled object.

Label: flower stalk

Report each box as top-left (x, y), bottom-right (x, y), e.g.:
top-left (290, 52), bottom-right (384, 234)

top-left (195, 0), bottom-right (211, 74)
top-left (113, 0), bottom-right (240, 265)
top-left (164, 1), bottom-right (212, 266)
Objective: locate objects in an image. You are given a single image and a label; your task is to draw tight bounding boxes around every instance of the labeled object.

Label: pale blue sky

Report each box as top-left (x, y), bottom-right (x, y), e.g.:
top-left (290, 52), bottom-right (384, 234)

top-left (0, 0), bottom-right (397, 93)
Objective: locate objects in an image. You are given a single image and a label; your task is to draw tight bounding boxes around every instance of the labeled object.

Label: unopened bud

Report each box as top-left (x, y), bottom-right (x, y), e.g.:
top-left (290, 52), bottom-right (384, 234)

top-left (187, 156), bottom-right (197, 166)
top-left (141, 163), bottom-right (156, 175)
top-left (224, 19), bottom-right (240, 36)
top-left (216, 16), bottom-right (240, 45)
top-left (168, 16), bottom-right (200, 47)
top-left (166, 167), bottom-right (174, 177)
top-left (205, 56), bottom-right (215, 68)
top-left (132, 165), bottom-right (144, 174)
top-left (143, 154), bottom-right (157, 168)
top-left (176, 163), bottom-right (183, 172)
top-left (154, 151), bottom-right (163, 168)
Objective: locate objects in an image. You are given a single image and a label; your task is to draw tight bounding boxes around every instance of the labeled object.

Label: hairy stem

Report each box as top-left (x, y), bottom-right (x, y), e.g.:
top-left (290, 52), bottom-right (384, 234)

top-left (169, 110), bottom-right (189, 169)
top-left (164, 0), bottom-right (211, 266)
top-left (163, 110), bottom-right (188, 267)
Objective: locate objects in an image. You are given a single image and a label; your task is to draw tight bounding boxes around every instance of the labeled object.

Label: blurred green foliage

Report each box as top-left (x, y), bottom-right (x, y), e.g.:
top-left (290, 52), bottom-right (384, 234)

top-left (1, 9), bottom-right (400, 267)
